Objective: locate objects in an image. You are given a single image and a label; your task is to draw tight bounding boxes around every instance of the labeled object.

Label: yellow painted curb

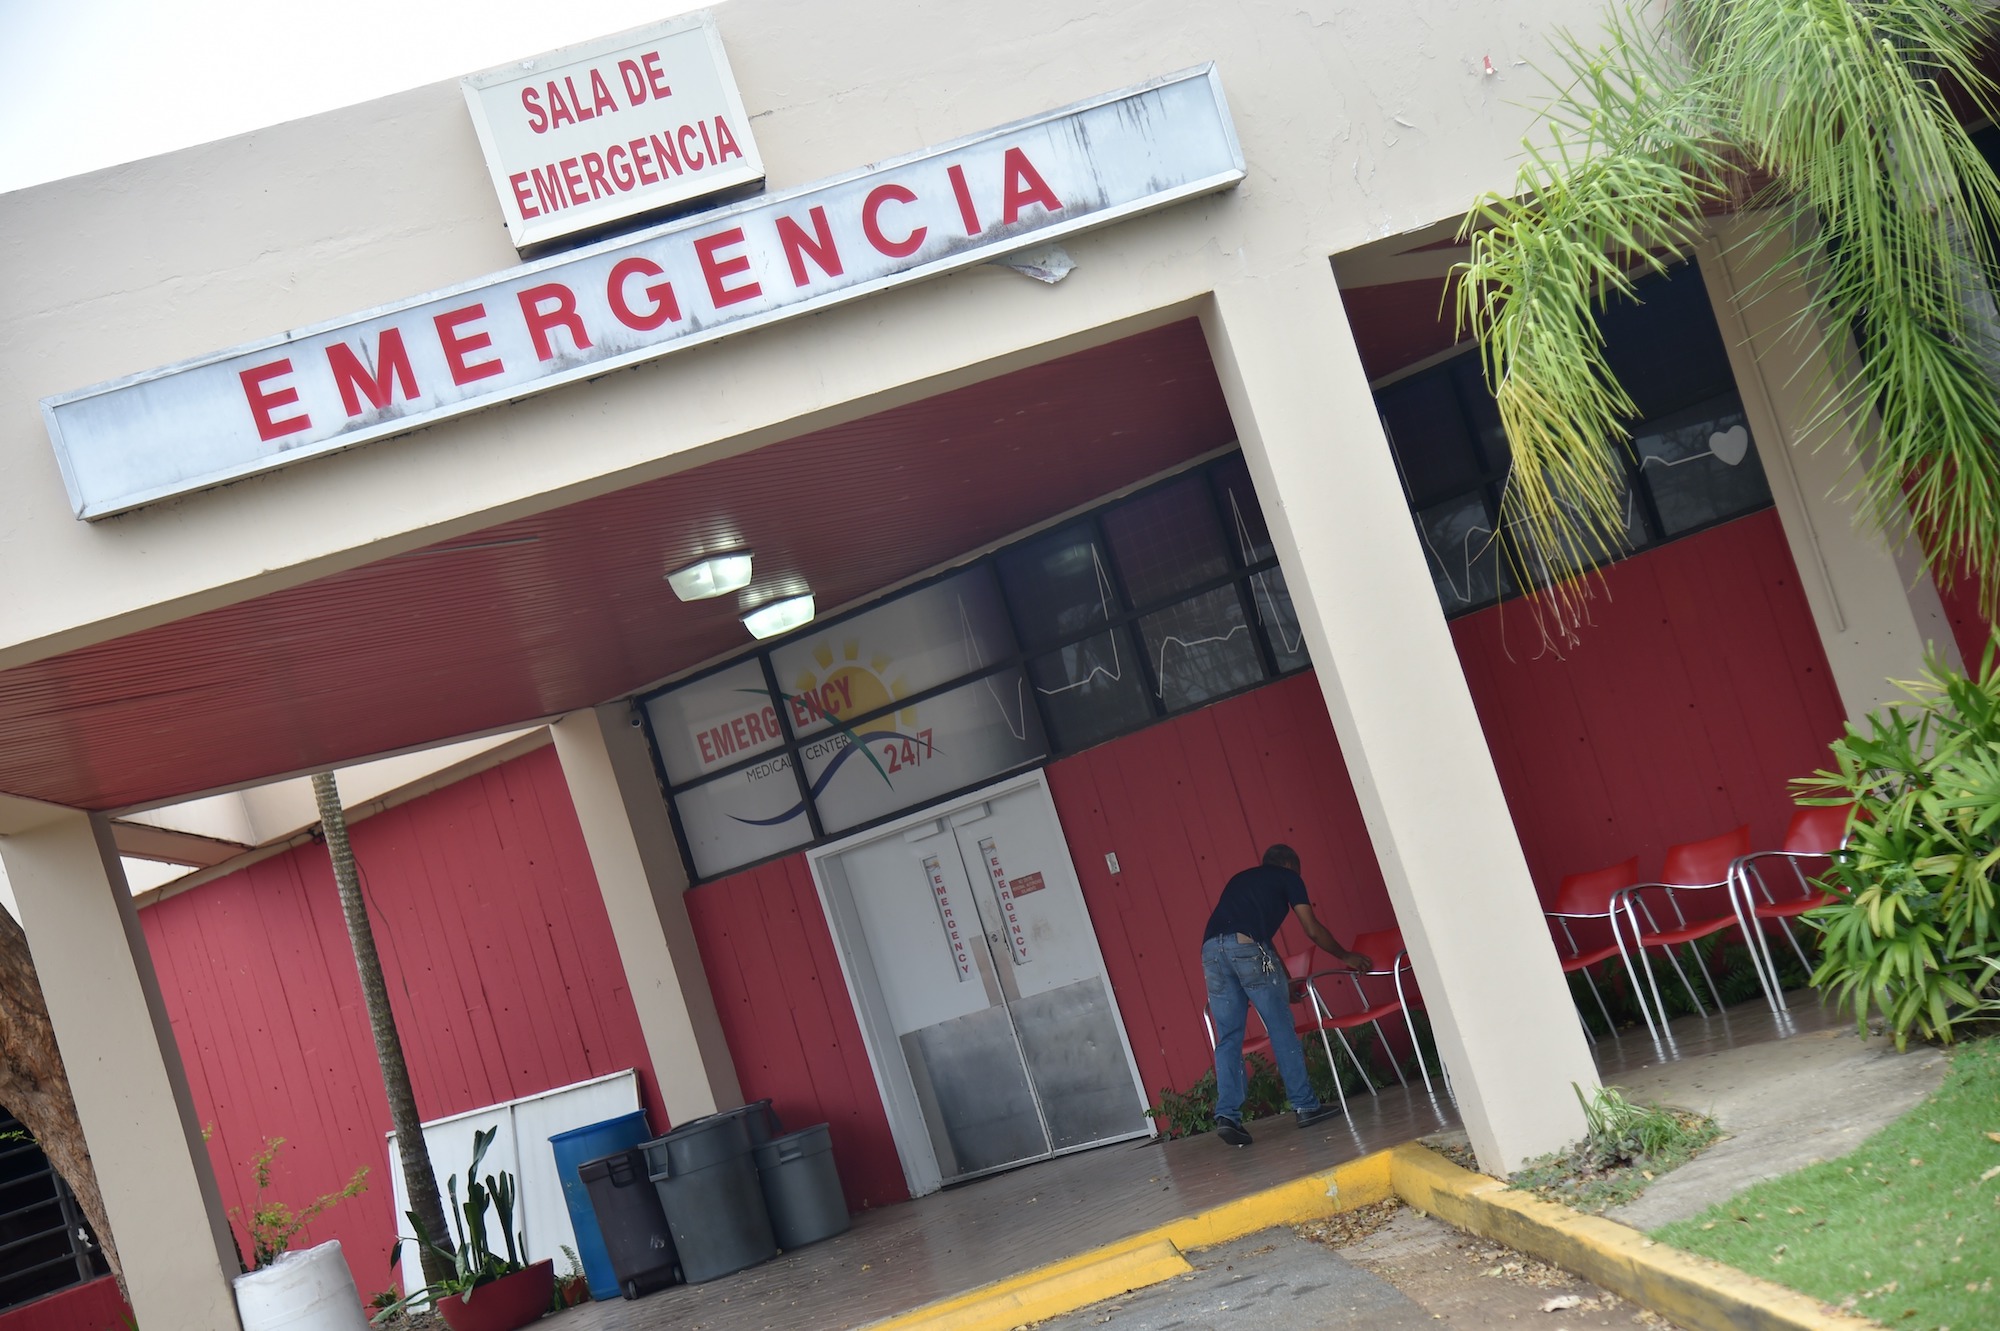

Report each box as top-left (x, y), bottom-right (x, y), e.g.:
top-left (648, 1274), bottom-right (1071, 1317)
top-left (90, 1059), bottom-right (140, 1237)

top-left (859, 1148), bottom-right (1393, 1331)
top-left (1386, 1143), bottom-right (1876, 1331)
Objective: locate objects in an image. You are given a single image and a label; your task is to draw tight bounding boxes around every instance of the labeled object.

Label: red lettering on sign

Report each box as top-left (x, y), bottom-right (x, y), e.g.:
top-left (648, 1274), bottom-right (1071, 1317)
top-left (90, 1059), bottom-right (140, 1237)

top-left (1001, 147), bottom-right (1063, 224)
top-left (581, 152), bottom-right (611, 200)
top-left (946, 163), bottom-right (981, 236)
top-left (697, 731), bottom-right (716, 764)
top-left (434, 304), bottom-right (503, 385)
top-left (678, 124), bottom-right (705, 171)
top-left (618, 59), bottom-right (648, 105)
top-left (731, 716), bottom-right (750, 749)
top-left (712, 116), bottom-right (742, 163)
top-left (239, 359), bottom-right (310, 441)
top-left (633, 137), bottom-right (659, 186)
top-left (509, 172), bottom-right (539, 220)
top-left (695, 228), bottom-right (761, 308)
top-left (776, 206), bottom-right (844, 288)
top-left (518, 283), bottom-right (592, 361)
top-left (607, 257), bottom-right (682, 331)
top-left (652, 131), bottom-right (682, 176)
top-left (531, 166), bottom-right (563, 215)
top-left (698, 118), bottom-right (716, 167)
top-left (560, 157), bottom-right (587, 203)
top-left (326, 328), bottom-right (417, 417)
top-left (522, 86), bottom-right (547, 134)
top-left (744, 709), bottom-right (767, 744)
top-left (607, 143), bottom-right (635, 191)
top-left (862, 183), bottom-right (926, 258)
top-left (548, 82), bottom-right (576, 130)
top-left (643, 51), bottom-right (672, 100)
top-left (588, 68), bottom-right (618, 118)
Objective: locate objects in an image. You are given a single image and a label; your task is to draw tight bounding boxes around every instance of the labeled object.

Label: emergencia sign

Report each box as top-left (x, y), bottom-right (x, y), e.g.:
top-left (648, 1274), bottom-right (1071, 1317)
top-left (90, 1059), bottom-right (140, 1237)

top-left (460, 12), bottom-right (765, 249)
top-left (42, 66), bottom-right (1244, 521)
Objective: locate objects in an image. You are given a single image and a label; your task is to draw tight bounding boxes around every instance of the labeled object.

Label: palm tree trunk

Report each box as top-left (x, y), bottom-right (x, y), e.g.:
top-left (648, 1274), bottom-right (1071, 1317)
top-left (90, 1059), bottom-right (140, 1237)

top-left (311, 772), bottom-right (456, 1289)
top-left (0, 907), bottom-right (122, 1293)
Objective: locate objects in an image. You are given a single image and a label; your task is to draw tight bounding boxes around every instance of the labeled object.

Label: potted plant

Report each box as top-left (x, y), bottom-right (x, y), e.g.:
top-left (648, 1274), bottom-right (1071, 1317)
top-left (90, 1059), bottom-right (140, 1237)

top-left (373, 1126), bottom-right (554, 1331)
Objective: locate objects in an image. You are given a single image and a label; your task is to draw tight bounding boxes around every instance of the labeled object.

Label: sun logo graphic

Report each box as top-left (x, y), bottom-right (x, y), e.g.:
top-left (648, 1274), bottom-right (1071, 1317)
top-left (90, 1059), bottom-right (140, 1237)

top-left (788, 640), bottom-right (934, 785)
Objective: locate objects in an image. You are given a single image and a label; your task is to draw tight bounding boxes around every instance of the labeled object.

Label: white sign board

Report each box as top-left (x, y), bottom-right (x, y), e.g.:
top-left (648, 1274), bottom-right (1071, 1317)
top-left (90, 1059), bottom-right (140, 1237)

top-left (42, 66), bottom-right (1244, 521)
top-left (461, 13), bottom-right (764, 249)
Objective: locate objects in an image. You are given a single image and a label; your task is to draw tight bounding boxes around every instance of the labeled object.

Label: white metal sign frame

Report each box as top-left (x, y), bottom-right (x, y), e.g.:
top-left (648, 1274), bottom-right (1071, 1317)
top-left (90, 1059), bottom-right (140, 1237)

top-left (42, 65), bottom-right (1244, 521)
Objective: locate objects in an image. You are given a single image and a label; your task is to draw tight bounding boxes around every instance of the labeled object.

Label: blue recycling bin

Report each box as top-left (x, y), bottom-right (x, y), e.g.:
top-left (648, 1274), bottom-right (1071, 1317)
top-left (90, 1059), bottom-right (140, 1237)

top-left (550, 1110), bottom-right (653, 1300)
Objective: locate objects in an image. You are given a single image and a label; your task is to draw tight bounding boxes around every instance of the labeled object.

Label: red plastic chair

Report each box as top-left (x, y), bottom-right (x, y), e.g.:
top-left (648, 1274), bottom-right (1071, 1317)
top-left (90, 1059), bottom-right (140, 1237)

top-left (1545, 857), bottom-right (1653, 1039)
top-left (1624, 826), bottom-right (1755, 1024)
top-left (1306, 928), bottom-right (1434, 1097)
top-left (1729, 804), bottom-right (1854, 1012)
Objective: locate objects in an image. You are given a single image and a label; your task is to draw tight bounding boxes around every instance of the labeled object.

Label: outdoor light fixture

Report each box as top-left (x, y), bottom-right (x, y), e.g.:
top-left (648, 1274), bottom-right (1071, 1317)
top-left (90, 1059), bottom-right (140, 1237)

top-left (666, 550), bottom-right (755, 601)
top-left (741, 593), bottom-right (815, 640)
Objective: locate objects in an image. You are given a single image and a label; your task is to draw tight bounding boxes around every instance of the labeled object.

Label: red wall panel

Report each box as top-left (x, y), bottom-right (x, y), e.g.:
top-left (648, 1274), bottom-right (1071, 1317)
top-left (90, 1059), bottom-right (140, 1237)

top-left (139, 745), bottom-right (659, 1301)
top-left (0, 1276), bottom-right (127, 1331)
top-left (1451, 509), bottom-right (1846, 894)
top-left (684, 857), bottom-right (906, 1210)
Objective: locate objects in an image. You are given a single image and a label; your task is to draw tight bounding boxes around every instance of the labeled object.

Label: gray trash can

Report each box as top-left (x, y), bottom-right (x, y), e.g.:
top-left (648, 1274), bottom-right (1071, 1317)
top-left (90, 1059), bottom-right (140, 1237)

top-left (579, 1148), bottom-right (680, 1299)
top-left (645, 1115), bottom-right (776, 1282)
top-left (752, 1124), bottom-right (850, 1250)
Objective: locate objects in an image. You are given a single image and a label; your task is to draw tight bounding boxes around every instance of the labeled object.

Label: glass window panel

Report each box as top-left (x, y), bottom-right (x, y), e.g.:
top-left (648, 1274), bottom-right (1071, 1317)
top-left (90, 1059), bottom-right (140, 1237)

top-left (1415, 493), bottom-right (1505, 613)
top-left (1598, 265), bottom-right (1738, 422)
top-left (1379, 375), bottom-right (1482, 507)
top-left (1209, 454), bottom-right (1275, 564)
top-left (1247, 567), bottom-right (1310, 671)
top-left (1448, 354), bottom-right (1512, 473)
top-left (673, 754), bottom-right (814, 878)
top-left (1101, 474), bottom-right (1231, 606)
top-left (803, 669), bottom-right (1048, 833)
top-left (1029, 629), bottom-right (1155, 752)
top-left (771, 567), bottom-right (1017, 739)
top-left (1138, 587), bottom-right (1266, 711)
top-left (1632, 399), bottom-right (1770, 536)
top-left (643, 659), bottom-right (784, 786)
top-left (996, 521), bottom-right (1119, 650)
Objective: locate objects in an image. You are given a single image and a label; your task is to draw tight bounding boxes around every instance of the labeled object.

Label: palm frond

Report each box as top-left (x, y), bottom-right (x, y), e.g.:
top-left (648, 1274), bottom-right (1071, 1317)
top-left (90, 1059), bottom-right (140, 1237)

top-left (1457, 0), bottom-right (2000, 617)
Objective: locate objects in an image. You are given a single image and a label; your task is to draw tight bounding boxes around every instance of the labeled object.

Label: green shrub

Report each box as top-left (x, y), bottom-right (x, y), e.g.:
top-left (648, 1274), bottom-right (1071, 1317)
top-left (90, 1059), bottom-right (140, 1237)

top-left (1796, 643), bottom-right (2000, 1048)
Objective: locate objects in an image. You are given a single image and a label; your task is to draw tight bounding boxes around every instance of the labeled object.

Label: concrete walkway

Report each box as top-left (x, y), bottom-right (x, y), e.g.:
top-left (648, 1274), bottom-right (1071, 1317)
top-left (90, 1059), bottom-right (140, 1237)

top-left (544, 990), bottom-right (1945, 1330)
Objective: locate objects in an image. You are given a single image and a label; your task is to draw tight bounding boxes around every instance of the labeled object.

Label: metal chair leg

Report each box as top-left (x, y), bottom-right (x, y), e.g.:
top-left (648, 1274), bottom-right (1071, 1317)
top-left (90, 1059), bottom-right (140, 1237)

top-left (1778, 918), bottom-right (1813, 978)
top-left (1390, 959), bottom-right (1434, 1095)
top-left (1370, 1019), bottom-right (1409, 1087)
top-left (1315, 1027), bottom-right (1348, 1117)
top-left (1688, 940), bottom-right (1726, 1012)
top-left (1663, 944), bottom-right (1708, 1016)
top-left (1334, 1028), bottom-right (1376, 1095)
top-left (1581, 965), bottom-right (1617, 1035)
top-left (1729, 863), bottom-right (1785, 1016)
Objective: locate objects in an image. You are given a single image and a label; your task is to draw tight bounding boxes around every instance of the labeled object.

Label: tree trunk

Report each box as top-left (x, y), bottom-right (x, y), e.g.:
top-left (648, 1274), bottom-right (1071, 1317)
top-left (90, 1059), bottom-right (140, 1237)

top-left (0, 906), bottom-right (122, 1292)
top-left (312, 772), bottom-right (456, 1289)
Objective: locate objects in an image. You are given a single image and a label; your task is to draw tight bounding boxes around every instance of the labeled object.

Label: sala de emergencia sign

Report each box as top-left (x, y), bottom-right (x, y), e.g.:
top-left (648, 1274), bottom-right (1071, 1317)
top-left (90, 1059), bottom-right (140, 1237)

top-left (42, 66), bottom-right (1245, 522)
top-left (459, 13), bottom-right (767, 250)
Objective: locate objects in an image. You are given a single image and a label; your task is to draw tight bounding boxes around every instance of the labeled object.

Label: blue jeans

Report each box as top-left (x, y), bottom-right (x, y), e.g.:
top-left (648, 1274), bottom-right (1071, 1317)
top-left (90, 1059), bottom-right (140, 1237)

top-left (1203, 935), bottom-right (1320, 1122)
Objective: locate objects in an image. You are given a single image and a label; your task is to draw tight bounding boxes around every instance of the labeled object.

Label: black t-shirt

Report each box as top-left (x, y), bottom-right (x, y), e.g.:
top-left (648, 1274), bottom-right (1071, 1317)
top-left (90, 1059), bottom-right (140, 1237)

top-left (1202, 864), bottom-right (1310, 945)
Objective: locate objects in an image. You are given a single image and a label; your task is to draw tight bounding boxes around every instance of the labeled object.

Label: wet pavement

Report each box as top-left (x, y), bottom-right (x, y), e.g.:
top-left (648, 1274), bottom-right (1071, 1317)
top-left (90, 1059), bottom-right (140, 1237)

top-left (542, 989), bottom-right (1943, 1330)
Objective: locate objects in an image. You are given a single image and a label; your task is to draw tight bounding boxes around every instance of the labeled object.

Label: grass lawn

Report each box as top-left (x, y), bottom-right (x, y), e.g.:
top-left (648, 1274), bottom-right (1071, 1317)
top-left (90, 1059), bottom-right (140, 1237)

top-left (1656, 1037), bottom-right (2000, 1330)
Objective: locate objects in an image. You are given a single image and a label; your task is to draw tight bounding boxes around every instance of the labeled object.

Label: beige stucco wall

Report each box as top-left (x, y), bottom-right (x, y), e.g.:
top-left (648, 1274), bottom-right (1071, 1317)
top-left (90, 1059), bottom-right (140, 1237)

top-left (0, 0), bottom-right (1606, 678)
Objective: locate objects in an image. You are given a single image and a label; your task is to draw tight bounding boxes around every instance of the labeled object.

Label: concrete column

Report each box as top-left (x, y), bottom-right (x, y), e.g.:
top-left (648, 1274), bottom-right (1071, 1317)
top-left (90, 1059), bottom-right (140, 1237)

top-left (551, 703), bottom-right (742, 1123)
top-left (1698, 224), bottom-right (1963, 717)
top-left (1203, 267), bottom-right (1598, 1172)
top-left (0, 801), bottom-right (240, 1330)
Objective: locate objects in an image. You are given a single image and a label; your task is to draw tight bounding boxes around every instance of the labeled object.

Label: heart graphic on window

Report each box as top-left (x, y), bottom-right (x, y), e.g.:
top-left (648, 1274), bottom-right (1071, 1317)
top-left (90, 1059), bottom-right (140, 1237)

top-left (1708, 424), bottom-right (1750, 466)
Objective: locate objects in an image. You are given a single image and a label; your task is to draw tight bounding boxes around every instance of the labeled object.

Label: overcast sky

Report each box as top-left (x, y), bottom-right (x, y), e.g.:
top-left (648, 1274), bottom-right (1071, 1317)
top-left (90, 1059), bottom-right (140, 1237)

top-left (0, 0), bottom-right (701, 194)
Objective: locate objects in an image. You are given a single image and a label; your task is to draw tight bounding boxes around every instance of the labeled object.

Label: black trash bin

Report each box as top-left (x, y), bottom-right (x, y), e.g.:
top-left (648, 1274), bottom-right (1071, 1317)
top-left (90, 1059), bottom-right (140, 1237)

top-left (579, 1148), bottom-right (680, 1299)
top-left (645, 1115), bottom-right (777, 1282)
top-left (752, 1123), bottom-right (850, 1250)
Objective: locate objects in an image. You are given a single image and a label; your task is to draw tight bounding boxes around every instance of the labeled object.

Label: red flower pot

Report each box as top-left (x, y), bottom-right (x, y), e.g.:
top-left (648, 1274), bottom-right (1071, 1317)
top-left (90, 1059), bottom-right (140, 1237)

top-left (437, 1259), bottom-right (555, 1331)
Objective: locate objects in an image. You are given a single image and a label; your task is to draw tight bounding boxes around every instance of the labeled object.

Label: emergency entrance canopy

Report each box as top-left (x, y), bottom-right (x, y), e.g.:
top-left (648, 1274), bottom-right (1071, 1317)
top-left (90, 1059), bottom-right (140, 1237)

top-left (41, 66), bottom-right (1245, 521)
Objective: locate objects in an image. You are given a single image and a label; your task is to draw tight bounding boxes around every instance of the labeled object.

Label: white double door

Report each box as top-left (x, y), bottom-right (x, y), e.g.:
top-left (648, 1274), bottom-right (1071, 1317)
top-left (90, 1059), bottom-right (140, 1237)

top-left (812, 772), bottom-right (1151, 1194)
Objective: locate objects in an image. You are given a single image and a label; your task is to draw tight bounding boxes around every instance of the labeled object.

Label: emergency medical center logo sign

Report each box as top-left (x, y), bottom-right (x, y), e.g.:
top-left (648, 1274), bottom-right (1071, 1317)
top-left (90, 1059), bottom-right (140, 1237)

top-left (42, 65), bottom-right (1244, 521)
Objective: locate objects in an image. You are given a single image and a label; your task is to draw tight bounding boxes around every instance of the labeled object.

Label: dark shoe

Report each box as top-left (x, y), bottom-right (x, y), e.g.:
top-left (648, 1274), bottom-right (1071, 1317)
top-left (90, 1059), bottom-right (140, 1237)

top-left (1295, 1102), bottom-right (1344, 1130)
top-left (1214, 1115), bottom-right (1253, 1146)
